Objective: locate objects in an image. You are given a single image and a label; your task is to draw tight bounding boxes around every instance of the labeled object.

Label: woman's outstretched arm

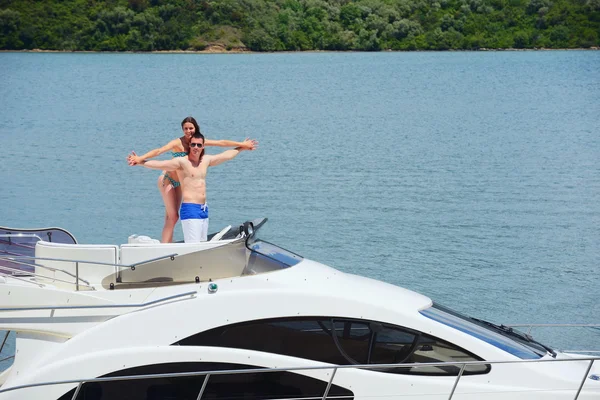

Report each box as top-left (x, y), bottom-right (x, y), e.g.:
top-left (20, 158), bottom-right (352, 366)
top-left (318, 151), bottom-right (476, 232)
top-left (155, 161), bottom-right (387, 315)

top-left (205, 138), bottom-right (258, 150)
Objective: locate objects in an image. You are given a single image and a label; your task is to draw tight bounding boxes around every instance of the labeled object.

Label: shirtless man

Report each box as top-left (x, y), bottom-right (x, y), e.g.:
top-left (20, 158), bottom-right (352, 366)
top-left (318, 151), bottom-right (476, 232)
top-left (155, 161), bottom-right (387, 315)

top-left (136, 132), bottom-right (248, 242)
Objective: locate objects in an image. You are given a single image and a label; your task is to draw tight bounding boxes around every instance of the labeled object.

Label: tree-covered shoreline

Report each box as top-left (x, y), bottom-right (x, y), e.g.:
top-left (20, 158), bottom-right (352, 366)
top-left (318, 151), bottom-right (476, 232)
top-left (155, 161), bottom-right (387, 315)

top-left (1, 0), bottom-right (598, 52)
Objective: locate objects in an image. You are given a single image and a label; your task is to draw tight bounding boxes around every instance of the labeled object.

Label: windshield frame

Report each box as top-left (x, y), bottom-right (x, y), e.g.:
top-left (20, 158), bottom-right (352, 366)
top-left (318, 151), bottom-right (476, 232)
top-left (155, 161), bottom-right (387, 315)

top-left (420, 303), bottom-right (549, 359)
top-left (245, 229), bottom-right (304, 269)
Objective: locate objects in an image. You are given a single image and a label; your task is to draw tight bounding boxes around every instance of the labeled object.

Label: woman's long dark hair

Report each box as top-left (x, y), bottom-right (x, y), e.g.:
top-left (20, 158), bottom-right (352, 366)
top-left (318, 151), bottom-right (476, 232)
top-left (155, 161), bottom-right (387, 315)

top-left (181, 116), bottom-right (201, 150)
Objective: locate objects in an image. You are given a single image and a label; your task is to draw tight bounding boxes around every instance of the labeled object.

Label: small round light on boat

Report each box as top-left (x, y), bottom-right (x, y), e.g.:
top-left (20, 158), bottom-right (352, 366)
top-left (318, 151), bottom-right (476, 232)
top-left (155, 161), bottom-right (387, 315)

top-left (208, 283), bottom-right (218, 293)
top-left (589, 374), bottom-right (600, 381)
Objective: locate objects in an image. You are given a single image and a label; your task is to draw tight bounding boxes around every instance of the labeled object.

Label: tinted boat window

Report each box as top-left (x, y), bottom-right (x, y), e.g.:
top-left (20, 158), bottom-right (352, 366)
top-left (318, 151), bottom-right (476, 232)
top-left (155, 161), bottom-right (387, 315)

top-left (368, 323), bottom-right (418, 365)
top-left (177, 317), bottom-right (489, 376)
top-left (57, 362), bottom-right (353, 400)
top-left (392, 335), bottom-right (489, 375)
top-left (332, 320), bottom-right (370, 364)
top-left (420, 303), bottom-right (545, 359)
top-left (179, 319), bottom-right (348, 365)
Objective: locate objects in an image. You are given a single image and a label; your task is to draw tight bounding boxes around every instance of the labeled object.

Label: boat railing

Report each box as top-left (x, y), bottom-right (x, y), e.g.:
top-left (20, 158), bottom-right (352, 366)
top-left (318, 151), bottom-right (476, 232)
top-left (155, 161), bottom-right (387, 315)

top-left (0, 290), bottom-right (197, 312)
top-left (1, 235), bottom-right (251, 290)
top-left (0, 233), bottom-right (43, 246)
top-left (508, 323), bottom-right (600, 335)
top-left (0, 355), bottom-right (597, 400)
top-left (505, 323), bottom-right (600, 354)
top-left (0, 253), bottom-right (179, 291)
top-left (0, 233), bottom-right (46, 284)
top-left (0, 290), bottom-right (198, 373)
top-left (1, 230), bottom-right (191, 290)
top-left (0, 331), bottom-right (11, 365)
top-left (0, 231), bottom-right (86, 289)
top-left (0, 227), bottom-right (77, 246)
top-left (0, 257), bottom-right (93, 289)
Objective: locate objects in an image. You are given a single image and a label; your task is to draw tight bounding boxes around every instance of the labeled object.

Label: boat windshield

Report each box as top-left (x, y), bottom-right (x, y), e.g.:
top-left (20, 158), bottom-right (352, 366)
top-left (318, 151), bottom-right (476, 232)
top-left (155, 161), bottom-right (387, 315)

top-left (420, 303), bottom-right (550, 359)
top-left (245, 231), bottom-right (303, 272)
top-left (0, 226), bottom-right (77, 275)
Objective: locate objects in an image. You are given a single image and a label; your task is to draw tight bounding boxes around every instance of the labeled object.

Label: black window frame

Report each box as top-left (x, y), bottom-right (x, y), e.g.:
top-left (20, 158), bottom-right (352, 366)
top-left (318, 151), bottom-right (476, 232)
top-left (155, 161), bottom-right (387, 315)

top-left (175, 316), bottom-right (491, 376)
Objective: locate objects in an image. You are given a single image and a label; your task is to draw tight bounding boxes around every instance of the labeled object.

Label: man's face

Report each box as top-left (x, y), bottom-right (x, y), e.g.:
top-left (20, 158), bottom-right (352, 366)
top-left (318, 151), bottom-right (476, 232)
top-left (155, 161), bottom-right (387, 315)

top-left (189, 138), bottom-right (204, 158)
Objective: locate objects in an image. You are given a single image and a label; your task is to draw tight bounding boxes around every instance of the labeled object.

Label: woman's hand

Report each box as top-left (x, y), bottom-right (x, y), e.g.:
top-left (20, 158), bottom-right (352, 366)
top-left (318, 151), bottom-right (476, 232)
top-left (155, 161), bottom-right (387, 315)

top-left (241, 138), bottom-right (259, 150)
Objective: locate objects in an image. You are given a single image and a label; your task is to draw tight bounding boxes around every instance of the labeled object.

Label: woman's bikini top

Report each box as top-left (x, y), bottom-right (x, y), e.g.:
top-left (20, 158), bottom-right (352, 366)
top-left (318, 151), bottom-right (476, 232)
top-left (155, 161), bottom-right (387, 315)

top-left (172, 137), bottom-right (189, 158)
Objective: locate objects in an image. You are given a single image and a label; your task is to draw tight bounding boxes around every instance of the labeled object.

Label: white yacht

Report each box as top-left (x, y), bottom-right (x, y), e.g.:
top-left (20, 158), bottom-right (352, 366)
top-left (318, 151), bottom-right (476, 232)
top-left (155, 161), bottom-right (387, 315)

top-left (0, 219), bottom-right (598, 400)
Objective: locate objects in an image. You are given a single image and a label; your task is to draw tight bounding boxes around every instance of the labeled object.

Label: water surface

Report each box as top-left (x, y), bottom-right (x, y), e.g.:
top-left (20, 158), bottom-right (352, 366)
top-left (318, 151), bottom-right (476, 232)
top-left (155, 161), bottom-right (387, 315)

top-left (0, 51), bottom-right (599, 356)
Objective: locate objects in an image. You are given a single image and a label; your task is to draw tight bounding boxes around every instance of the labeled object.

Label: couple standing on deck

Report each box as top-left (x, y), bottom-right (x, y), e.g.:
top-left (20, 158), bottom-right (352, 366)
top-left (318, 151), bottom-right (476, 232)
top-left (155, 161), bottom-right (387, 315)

top-left (127, 117), bottom-right (258, 243)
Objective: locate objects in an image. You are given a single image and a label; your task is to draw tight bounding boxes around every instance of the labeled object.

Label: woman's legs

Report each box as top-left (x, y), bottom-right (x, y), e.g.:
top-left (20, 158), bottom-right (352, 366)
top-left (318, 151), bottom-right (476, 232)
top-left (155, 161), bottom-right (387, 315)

top-left (158, 174), bottom-right (183, 243)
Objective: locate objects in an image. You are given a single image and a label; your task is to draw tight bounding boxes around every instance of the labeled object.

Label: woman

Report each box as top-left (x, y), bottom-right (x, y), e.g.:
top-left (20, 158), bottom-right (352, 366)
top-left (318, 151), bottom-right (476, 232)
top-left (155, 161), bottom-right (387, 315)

top-left (127, 116), bottom-right (257, 243)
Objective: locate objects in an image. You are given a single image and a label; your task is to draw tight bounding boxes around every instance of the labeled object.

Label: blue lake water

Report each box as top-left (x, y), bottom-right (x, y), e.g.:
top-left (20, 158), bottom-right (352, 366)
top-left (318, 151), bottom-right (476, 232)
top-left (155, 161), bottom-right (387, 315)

top-left (0, 51), bottom-right (599, 358)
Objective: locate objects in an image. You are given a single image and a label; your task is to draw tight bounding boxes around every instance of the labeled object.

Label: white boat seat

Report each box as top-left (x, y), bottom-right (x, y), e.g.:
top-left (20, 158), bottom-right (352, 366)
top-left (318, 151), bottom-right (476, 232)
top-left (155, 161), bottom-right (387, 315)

top-left (119, 241), bottom-right (231, 266)
top-left (34, 241), bottom-right (118, 287)
top-left (114, 239), bottom-right (248, 286)
top-left (33, 239), bottom-right (239, 289)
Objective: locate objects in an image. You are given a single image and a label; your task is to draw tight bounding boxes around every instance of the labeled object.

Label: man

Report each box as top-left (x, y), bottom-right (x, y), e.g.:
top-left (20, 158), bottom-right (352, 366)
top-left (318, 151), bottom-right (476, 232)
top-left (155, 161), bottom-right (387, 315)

top-left (137, 132), bottom-right (249, 242)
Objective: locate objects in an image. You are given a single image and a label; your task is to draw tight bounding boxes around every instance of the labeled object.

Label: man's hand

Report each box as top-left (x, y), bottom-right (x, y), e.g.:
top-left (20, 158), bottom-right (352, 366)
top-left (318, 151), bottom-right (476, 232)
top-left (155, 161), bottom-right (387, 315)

top-left (127, 151), bottom-right (143, 166)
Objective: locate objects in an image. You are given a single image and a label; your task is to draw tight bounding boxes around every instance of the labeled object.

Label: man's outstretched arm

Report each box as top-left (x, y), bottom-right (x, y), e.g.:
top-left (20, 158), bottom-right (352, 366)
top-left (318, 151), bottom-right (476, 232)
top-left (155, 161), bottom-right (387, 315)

top-left (209, 147), bottom-right (246, 167)
top-left (138, 158), bottom-right (181, 171)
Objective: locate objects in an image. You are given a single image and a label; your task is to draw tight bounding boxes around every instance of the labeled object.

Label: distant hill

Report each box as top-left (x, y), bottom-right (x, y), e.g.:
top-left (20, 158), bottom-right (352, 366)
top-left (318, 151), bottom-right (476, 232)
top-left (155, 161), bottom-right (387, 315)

top-left (1, 0), bottom-right (598, 51)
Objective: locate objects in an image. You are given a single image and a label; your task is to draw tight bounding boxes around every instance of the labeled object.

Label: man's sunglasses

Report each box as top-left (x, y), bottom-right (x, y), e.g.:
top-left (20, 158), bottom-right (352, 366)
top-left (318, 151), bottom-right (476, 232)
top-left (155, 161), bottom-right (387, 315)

top-left (190, 143), bottom-right (204, 148)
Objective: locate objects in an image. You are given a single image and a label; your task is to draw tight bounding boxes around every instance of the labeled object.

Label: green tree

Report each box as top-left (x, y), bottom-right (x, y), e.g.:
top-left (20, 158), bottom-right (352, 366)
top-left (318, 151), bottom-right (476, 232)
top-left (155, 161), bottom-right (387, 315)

top-left (0, 0), bottom-right (598, 51)
top-left (0, 9), bottom-right (22, 49)
top-left (512, 29), bottom-right (530, 47)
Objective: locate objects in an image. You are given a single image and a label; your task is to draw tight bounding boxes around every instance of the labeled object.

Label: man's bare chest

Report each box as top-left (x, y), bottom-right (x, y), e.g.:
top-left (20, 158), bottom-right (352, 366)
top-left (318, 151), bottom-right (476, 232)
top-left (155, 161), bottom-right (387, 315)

top-left (183, 160), bottom-right (209, 179)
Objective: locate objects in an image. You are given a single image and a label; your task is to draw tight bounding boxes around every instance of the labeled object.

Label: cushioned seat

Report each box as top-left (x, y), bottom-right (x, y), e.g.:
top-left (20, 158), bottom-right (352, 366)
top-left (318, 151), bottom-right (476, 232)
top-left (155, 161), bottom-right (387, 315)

top-left (34, 241), bottom-right (119, 288)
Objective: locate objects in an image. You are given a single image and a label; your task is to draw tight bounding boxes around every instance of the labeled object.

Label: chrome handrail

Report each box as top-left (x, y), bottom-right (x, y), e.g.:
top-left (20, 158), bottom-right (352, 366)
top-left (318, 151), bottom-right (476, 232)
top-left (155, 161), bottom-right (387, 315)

top-left (1, 232), bottom-right (89, 290)
top-left (447, 363), bottom-right (466, 399)
top-left (0, 257), bottom-right (90, 285)
top-left (0, 330), bottom-right (14, 370)
top-left (0, 356), bottom-right (596, 399)
top-left (0, 248), bottom-right (31, 257)
top-left (564, 350), bottom-right (600, 354)
top-left (575, 359), bottom-right (596, 399)
top-left (321, 367), bottom-right (337, 400)
top-left (0, 264), bottom-right (93, 289)
top-left (504, 323), bottom-right (600, 354)
top-left (0, 331), bottom-right (9, 354)
top-left (0, 355), bottom-right (14, 363)
top-left (0, 227), bottom-right (77, 244)
top-left (0, 290), bottom-right (197, 312)
top-left (0, 254), bottom-right (179, 269)
top-left (0, 253), bottom-right (178, 291)
top-left (0, 233), bottom-right (43, 242)
top-left (0, 234), bottom-right (42, 269)
top-left (507, 323), bottom-right (600, 334)
top-left (0, 272), bottom-right (45, 287)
